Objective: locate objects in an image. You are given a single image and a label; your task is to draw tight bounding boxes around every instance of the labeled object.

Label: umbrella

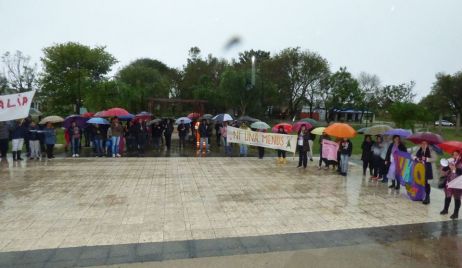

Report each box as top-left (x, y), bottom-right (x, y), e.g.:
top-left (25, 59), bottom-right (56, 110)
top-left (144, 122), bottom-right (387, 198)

top-left (63, 115), bottom-right (88, 128)
top-left (384, 128), bottom-right (412, 138)
top-left (237, 115), bottom-right (260, 123)
top-left (29, 108), bottom-right (42, 116)
top-left (213, 113), bottom-right (233, 122)
top-left (187, 112), bottom-right (201, 119)
top-left (300, 118), bottom-right (321, 127)
top-left (448, 175), bottom-right (462, 190)
top-left (87, 117), bottom-right (110, 125)
top-left (292, 122), bottom-right (313, 133)
top-left (357, 127), bottom-right (368, 134)
top-left (324, 123), bottom-right (356, 138)
top-left (438, 141), bottom-right (462, 154)
top-left (201, 114), bottom-right (214, 120)
top-left (363, 124), bottom-right (392, 135)
top-left (118, 113), bottom-right (135, 121)
top-left (272, 123), bottom-right (292, 133)
top-left (311, 127), bottom-right (326, 135)
top-left (94, 111), bottom-right (107, 117)
top-left (136, 111), bottom-right (152, 117)
top-left (148, 118), bottom-right (162, 125)
top-left (39, 115), bottom-right (64, 125)
top-left (104, 107), bottom-right (130, 117)
top-left (250, 121), bottom-right (271, 130)
top-left (81, 112), bottom-right (94, 118)
top-left (407, 132), bottom-right (444, 145)
top-left (176, 117), bottom-right (192, 124)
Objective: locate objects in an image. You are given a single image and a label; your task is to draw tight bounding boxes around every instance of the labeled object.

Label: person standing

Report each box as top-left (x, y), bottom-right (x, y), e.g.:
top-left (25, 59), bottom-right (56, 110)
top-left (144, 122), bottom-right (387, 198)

top-left (221, 121), bottom-right (231, 156)
top-left (276, 126), bottom-right (287, 164)
top-left (318, 132), bottom-right (330, 170)
top-left (371, 135), bottom-right (386, 181)
top-left (440, 152), bottom-right (462, 219)
top-left (91, 124), bottom-right (104, 157)
top-left (296, 125), bottom-right (311, 169)
top-left (137, 120), bottom-right (148, 155)
top-left (44, 122), bottom-right (56, 159)
top-left (68, 121), bottom-right (82, 157)
top-left (414, 141), bottom-right (435, 205)
top-left (108, 119), bottom-right (124, 157)
top-left (151, 122), bottom-right (162, 150)
top-left (385, 135), bottom-right (407, 190)
top-left (257, 129), bottom-right (266, 159)
top-left (11, 120), bottom-right (27, 161)
top-left (239, 122), bottom-right (249, 157)
top-left (28, 121), bottom-right (41, 160)
top-left (307, 129), bottom-right (315, 162)
top-left (198, 119), bottom-right (208, 156)
top-left (361, 135), bottom-right (374, 176)
top-left (339, 138), bottom-right (353, 176)
top-left (215, 123), bottom-right (222, 147)
top-left (164, 119), bottom-right (174, 150)
top-left (177, 120), bottom-right (187, 149)
top-left (0, 122), bottom-right (9, 159)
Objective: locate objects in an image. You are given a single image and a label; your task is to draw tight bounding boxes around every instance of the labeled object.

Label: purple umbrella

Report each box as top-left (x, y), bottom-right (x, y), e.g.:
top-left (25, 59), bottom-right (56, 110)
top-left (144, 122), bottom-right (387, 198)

top-left (63, 115), bottom-right (88, 129)
top-left (384, 128), bottom-right (412, 138)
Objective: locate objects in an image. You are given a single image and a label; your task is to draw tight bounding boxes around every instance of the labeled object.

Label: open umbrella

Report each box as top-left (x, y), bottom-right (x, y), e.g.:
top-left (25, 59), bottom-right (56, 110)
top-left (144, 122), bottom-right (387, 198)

top-left (176, 117), bottom-right (192, 124)
top-left (94, 110), bottom-right (106, 117)
top-left (118, 113), bottom-right (135, 121)
top-left (213, 113), bottom-right (233, 122)
top-left (438, 141), bottom-right (462, 154)
top-left (357, 127), bottom-right (368, 134)
top-left (63, 115), bottom-right (88, 128)
top-left (448, 175), bottom-right (462, 190)
top-left (87, 117), bottom-right (110, 125)
top-left (311, 127), bottom-right (326, 135)
top-left (147, 118), bottom-right (162, 125)
top-left (237, 115), bottom-right (260, 123)
top-left (272, 123), bottom-right (292, 133)
top-left (384, 128), bottom-right (412, 138)
top-left (81, 112), bottom-right (94, 118)
top-left (201, 114), bottom-right (214, 120)
top-left (135, 111), bottom-right (153, 121)
top-left (39, 115), bottom-right (64, 125)
top-left (187, 112), bottom-right (201, 119)
top-left (250, 121), bottom-right (271, 130)
top-left (407, 132), bottom-right (444, 145)
top-left (324, 123), bottom-right (356, 138)
top-left (292, 122), bottom-right (313, 133)
top-left (300, 118), bottom-right (321, 127)
top-left (363, 124), bottom-right (392, 135)
top-left (104, 107), bottom-right (130, 117)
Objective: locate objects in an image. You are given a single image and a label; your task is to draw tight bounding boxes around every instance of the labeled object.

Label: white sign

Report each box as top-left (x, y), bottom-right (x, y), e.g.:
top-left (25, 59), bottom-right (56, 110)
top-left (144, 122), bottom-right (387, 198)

top-left (0, 90), bottom-right (36, 122)
top-left (227, 126), bottom-right (297, 153)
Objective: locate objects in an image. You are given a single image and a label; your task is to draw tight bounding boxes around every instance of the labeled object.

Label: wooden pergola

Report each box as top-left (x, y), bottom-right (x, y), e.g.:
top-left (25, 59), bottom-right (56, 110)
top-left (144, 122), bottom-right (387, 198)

top-left (147, 98), bottom-right (208, 115)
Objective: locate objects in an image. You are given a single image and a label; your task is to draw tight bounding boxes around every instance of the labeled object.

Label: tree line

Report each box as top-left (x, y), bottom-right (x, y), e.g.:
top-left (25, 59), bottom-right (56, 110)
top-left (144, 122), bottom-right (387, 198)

top-left (1, 42), bottom-right (459, 128)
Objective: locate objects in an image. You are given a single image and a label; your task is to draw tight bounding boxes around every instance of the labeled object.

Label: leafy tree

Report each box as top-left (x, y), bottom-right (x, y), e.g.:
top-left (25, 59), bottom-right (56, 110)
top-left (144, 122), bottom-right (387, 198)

top-left (1, 51), bottom-right (37, 93)
top-left (40, 42), bottom-right (117, 114)
top-left (376, 81), bottom-right (416, 111)
top-left (0, 74), bottom-right (9, 94)
top-left (270, 47), bottom-right (330, 117)
top-left (329, 67), bottom-right (363, 110)
top-left (357, 72), bottom-right (381, 112)
top-left (389, 102), bottom-right (431, 131)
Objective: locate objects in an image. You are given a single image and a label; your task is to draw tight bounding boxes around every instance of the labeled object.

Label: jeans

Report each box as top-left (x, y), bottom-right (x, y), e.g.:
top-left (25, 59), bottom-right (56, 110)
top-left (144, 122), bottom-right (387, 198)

top-left (29, 140), bottom-right (41, 158)
top-left (340, 154), bottom-right (349, 174)
top-left (111, 136), bottom-right (120, 155)
top-left (71, 137), bottom-right (80, 155)
top-left (239, 144), bottom-right (248, 156)
top-left (94, 138), bottom-right (102, 156)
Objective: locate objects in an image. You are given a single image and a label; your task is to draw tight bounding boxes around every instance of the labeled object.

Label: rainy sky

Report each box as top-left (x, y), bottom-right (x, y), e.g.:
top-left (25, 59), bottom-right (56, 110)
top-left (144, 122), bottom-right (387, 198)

top-left (1, 0), bottom-right (461, 99)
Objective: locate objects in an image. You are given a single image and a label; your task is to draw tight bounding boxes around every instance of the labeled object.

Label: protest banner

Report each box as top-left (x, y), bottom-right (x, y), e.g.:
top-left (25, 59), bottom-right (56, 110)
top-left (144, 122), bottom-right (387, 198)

top-left (0, 90), bottom-right (36, 122)
top-left (227, 126), bottom-right (297, 153)
top-left (393, 150), bottom-right (426, 201)
top-left (322, 139), bottom-right (339, 161)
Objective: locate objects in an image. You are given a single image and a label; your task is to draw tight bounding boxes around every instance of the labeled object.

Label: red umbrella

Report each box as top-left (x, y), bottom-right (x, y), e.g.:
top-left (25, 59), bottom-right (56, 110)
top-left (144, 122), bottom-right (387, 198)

top-left (81, 112), bottom-right (94, 118)
top-left (438, 141), bottom-right (462, 154)
top-left (292, 122), bottom-right (313, 133)
top-left (407, 132), bottom-right (444, 145)
top-left (272, 123), bottom-right (292, 133)
top-left (104, 107), bottom-right (130, 117)
top-left (94, 110), bottom-right (107, 117)
top-left (187, 112), bottom-right (201, 119)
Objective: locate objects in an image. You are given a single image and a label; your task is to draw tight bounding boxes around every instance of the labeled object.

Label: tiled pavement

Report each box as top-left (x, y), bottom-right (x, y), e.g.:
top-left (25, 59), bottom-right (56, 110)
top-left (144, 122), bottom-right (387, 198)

top-left (0, 157), bottom-right (458, 267)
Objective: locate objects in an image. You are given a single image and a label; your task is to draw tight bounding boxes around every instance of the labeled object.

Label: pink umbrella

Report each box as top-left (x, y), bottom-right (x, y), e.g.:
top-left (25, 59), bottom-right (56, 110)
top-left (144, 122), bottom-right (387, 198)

top-left (187, 112), bottom-right (201, 119)
top-left (94, 110), bottom-right (107, 117)
top-left (292, 122), bottom-right (313, 133)
top-left (448, 175), bottom-right (462, 190)
top-left (104, 107), bottom-right (130, 117)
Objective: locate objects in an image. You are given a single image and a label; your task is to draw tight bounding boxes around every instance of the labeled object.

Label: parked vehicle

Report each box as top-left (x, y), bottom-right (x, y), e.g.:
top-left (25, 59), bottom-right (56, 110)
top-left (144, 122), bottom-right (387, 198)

top-left (434, 120), bottom-right (454, 126)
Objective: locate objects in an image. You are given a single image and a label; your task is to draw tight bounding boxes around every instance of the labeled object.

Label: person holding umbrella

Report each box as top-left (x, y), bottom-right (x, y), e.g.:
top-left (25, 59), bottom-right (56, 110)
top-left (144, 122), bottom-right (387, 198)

top-left (361, 135), bottom-right (374, 177)
top-left (385, 135), bottom-right (407, 190)
top-left (339, 138), bottom-right (353, 176)
top-left (177, 120), bottom-right (187, 149)
top-left (318, 131), bottom-right (331, 170)
top-left (198, 119), bottom-right (208, 156)
top-left (440, 159), bottom-right (462, 219)
top-left (413, 141), bottom-right (435, 204)
top-left (91, 124), bottom-right (104, 157)
top-left (277, 126), bottom-right (287, 164)
top-left (371, 135), bottom-right (386, 181)
top-left (296, 125), bottom-right (311, 169)
top-left (44, 122), bottom-right (57, 159)
top-left (68, 121), bottom-right (82, 157)
top-left (108, 118), bottom-right (124, 157)
top-left (164, 119), bottom-right (174, 151)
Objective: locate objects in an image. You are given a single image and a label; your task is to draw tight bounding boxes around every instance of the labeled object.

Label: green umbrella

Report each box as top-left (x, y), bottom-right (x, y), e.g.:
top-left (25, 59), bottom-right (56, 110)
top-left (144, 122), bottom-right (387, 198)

top-left (250, 121), bottom-right (271, 130)
top-left (300, 118), bottom-right (321, 127)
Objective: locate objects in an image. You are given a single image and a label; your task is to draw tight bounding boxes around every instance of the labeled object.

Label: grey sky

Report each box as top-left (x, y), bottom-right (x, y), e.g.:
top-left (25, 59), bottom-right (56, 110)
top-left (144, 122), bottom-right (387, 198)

top-left (1, 0), bottom-right (461, 99)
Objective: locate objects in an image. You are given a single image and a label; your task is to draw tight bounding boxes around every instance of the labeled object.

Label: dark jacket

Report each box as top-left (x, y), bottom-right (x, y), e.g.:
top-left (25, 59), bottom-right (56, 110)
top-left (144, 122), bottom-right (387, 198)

top-left (340, 140), bottom-right (353, 156)
top-left (177, 123), bottom-right (187, 137)
top-left (164, 122), bottom-right (174, 136)
top-left (11, 123), bottom-right (27, 139)
top-left (68, 126), bottom-right (82, 139)
top-left (91, 126), bottom-right (103, 139)
top-left (301, 133), bottom-right (311, 152)
top-left (385, 142), bottom-right (407, 162)
top-left (361, 140), bottom-right (374, 160)
top-left (199, 123), bottom-right (208, 137)
top-left (152, 124), bottom-right (163, 137)
top-left (28, 126), bottom-right (40, 141)
top-left (0, 122), bottom-right (9, 140)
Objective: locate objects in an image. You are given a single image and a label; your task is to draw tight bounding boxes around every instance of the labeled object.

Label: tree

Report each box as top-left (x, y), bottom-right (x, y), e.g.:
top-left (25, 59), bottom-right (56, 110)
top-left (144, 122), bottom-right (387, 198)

top-left (329, 67), bottom-right (363, 111)
top-left (1, 50), bottom-right (37, 93)
top-left (0, 74), bottom-right (9, 94)
top-left (271, 47), bottom-right (330, 117)
top-left (40, 42), bottom-right (117, 114)
top-left (376, 81), bottom-right (416, 111)
top-left (389, 102), bottom-right (431, 131)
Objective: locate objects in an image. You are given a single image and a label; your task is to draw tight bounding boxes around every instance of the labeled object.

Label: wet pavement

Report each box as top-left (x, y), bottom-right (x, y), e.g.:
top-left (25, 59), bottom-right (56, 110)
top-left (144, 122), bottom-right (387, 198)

top-left (0, 156), bottom-right (460, 267)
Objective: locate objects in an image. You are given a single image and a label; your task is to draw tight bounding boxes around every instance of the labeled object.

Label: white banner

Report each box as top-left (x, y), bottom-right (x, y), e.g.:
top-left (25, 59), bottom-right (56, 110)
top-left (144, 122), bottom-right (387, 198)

top-left (227, 126), bottom-right (297, 153)
top-left (0, 90), bottom-right (36, 122)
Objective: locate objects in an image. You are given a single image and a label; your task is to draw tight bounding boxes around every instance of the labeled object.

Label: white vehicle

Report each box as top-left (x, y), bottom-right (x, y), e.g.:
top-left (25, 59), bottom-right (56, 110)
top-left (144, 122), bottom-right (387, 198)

top-left (434, 120), bottom-right (454, 126)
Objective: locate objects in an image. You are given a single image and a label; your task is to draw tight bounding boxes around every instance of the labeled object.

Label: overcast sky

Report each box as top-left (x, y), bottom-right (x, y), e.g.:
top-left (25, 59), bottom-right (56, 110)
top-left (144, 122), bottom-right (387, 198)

top-left (1, 0), bottom-right (461, 99)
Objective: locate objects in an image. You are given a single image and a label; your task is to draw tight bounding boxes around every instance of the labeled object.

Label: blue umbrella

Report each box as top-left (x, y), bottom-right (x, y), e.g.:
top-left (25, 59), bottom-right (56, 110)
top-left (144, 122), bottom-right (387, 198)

top-left (118, 113), bottom-right (135, 121)
top-left (384, 128), bottom-right (412, 138)
top-left (87, 117), bottom-right (110, 125)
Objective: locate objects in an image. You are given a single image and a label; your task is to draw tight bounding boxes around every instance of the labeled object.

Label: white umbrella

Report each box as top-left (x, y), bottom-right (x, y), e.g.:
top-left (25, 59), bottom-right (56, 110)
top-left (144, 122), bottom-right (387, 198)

top-left (213, 113), bottom-right (233, 122)
top-left (448, 175), bottom-right (462, 190)
top-left (39, 115), bottom-right (64, 124)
